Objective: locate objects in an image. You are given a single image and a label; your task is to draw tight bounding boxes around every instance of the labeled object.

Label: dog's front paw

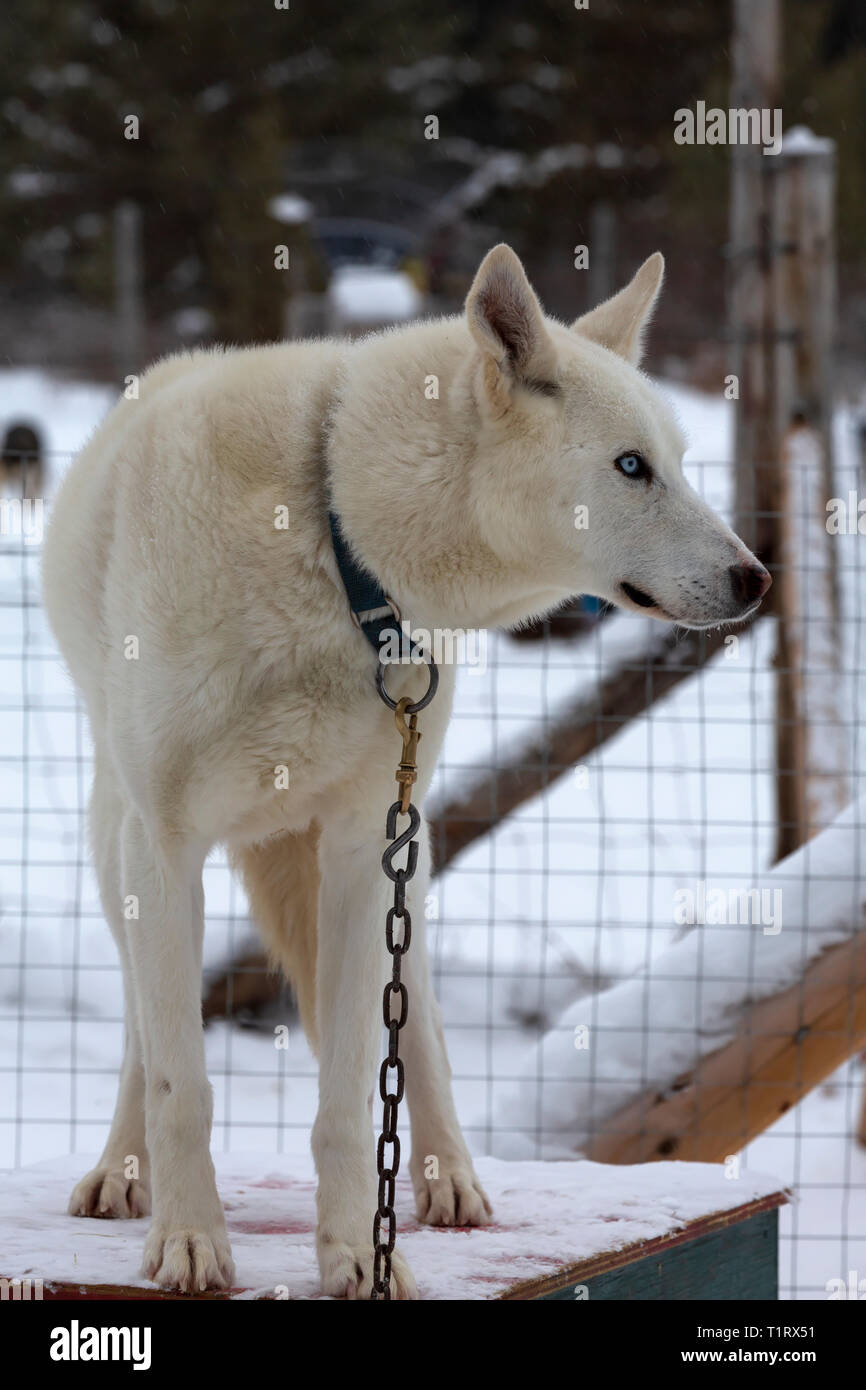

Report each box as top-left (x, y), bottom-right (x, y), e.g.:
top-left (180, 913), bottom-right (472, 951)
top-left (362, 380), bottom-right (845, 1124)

top-left (413, 1163), bottom-right (492, 1227)
top-left (142, 1224), bottom-right (235, 1293)
top-left (68, 1166), bottom-right (151, 1219)
top-left (318, 1238), bottom-right (418, 1300)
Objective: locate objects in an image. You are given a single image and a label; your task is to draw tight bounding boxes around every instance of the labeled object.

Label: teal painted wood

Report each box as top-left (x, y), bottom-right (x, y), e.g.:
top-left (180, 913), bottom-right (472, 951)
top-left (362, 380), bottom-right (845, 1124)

top-left (540, 1209), bottom-right (778, 1301)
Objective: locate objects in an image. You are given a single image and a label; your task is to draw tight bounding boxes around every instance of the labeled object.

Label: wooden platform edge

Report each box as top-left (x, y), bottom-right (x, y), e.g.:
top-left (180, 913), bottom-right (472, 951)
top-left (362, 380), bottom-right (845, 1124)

top-left (1, 1278), bottom-right (237, 1301)
top-left (497, 1190), bottom-right (789, 1301)
top-left (2, 1189), bottom-right (787, 1301)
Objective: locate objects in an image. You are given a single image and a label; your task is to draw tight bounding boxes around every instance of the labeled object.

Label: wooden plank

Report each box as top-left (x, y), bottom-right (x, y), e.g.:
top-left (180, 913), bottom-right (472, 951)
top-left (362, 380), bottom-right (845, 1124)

top-left (502, 1194), bottom-right (784, 1300)
top-left (539, 1210), bottom-right (779, 1302)
top-left (584, 931), bottom-right (866, 1165)
top-left (9, 1280), bottom-right (233, 1302)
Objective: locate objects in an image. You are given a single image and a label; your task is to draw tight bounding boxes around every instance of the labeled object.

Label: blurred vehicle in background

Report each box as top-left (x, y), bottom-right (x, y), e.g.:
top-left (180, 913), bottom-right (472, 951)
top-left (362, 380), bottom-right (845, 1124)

top-left (287, 215), bottom-right (428, 338)
top-left (326, 263), bottom-right (423, 334)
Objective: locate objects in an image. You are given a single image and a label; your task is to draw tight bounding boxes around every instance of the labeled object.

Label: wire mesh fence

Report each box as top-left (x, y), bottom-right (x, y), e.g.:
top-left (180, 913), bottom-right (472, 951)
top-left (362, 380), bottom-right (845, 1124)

top-left (1, 415), bottom-right (864, 1300)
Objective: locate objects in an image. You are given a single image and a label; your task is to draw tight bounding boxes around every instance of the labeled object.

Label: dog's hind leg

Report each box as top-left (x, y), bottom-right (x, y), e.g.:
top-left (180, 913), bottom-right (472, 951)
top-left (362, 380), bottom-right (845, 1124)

top-left (399, 822), bottom-right (492, 1228)
top-left (230, 825), bottom-right (320, 1051)
top-left (69, 757), bottom-right (150, 1220)
top-left (121, 810), bottom-right (234, 1293)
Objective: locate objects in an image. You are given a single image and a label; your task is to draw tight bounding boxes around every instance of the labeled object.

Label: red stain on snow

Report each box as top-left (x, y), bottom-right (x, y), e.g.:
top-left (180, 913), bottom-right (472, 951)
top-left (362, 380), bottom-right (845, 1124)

top-left (228, 1220), bottom-right (313, 1236)
top-left (245, 1176), bottom-right (311, 1190)
top-left (423, 1224), bottom-right (508, 1235)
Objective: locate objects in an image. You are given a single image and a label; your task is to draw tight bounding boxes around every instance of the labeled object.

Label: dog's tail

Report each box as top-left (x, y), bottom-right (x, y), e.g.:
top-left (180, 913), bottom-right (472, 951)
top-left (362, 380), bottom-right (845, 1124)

top-left (231, 825), bottom-right (320, 1051)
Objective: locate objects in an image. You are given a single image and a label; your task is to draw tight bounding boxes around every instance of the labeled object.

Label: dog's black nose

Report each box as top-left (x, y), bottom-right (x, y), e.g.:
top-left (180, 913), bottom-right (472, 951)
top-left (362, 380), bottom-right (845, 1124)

top-left (729, 560), bottom-right (772, 608)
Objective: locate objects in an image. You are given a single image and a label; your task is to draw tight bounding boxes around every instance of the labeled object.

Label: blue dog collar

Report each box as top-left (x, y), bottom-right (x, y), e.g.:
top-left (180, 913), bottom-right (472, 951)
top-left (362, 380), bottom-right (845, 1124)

top-left (328, 508), bottom-right (404, 654)
top-left (328, 508), bottom-right (439, 711)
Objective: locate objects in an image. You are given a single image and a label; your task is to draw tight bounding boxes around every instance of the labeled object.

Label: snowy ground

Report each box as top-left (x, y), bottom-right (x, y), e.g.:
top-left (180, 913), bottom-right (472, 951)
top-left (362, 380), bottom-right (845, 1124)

top-left (0, 366), bottom-right (864, 1300)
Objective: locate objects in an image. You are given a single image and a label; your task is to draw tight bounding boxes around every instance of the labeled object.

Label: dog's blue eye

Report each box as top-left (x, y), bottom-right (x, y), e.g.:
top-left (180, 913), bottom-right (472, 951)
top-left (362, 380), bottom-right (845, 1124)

top-left (615, 452), bottom-right (650, 480)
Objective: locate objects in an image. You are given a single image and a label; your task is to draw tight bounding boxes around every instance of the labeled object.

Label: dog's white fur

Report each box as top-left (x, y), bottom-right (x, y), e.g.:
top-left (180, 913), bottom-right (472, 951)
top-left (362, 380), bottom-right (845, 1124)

top-left (42, 246), bottom-right (767, 1298)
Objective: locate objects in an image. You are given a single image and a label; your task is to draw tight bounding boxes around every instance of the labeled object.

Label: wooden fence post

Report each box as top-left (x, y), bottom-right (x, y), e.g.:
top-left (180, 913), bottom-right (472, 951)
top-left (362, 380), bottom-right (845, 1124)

top-left (114, 200), bottom-right (143, 380)
top-left (587, 201), bottom-right (616, 311)
top-left (728, 0), bottom-right (781, 561)
top-left (771, 133), bottom-right (847, 861)
top-left (775, 423), bottom-right (849, 859)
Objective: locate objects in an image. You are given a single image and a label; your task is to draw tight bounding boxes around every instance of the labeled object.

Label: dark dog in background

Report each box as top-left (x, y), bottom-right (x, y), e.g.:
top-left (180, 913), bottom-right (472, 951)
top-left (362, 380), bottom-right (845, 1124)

top-left (1, 423), bottom-right (44, 500)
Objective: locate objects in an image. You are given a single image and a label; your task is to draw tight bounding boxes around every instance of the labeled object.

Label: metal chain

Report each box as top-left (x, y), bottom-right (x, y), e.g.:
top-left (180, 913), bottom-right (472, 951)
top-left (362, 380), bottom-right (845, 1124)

top-left (371, 657), bottom-right (438, 1300)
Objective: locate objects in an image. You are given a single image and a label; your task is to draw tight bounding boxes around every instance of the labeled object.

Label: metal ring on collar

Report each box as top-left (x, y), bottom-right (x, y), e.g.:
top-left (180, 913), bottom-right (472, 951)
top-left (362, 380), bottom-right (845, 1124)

top-left (375, 655), bottom-right (439, 713)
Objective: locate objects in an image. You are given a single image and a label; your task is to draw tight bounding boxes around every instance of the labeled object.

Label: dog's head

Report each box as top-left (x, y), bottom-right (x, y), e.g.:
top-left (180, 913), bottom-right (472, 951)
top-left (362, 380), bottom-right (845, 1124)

top-left (464, 245), bottom-right (770, 629)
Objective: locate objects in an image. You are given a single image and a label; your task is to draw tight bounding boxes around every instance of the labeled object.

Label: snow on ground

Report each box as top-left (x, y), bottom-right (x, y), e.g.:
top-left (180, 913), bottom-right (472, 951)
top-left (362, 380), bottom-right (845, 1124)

top-left (0, 1152), bottom-right (784, 1299)
top-left (0, 368), bottom-right (863, 1299)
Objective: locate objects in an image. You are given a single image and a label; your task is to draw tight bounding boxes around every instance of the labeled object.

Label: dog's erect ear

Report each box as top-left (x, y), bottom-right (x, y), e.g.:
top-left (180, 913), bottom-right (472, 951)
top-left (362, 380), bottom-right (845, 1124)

top-left (572, 252), bottom-right (664, 365)
top-left (466, 244), bottom-right (557, 393)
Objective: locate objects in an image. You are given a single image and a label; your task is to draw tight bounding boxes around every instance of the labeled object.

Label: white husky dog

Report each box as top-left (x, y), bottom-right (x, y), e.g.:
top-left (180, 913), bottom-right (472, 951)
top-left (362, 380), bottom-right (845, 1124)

top-left (42, 246), bottom-right (770, 1298)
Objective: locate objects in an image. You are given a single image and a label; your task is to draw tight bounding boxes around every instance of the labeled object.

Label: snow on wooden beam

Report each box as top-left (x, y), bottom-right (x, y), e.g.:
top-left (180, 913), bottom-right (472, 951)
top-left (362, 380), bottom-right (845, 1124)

top-left (490, 798), bottom-right (866, 1164)
top-left (586, 930), bottom-right (866, 1165)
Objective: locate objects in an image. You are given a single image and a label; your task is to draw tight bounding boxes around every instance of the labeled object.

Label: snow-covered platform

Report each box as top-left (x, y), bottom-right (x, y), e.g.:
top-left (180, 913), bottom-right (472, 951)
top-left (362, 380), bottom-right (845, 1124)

top-left (1, 1154), bottom-right (786, 1300)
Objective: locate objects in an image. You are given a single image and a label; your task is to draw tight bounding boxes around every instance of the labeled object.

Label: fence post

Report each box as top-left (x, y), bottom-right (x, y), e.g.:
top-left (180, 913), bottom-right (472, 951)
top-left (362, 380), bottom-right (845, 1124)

top-left (856, 414), bottom-right (866, 485)
top-left (114, 200), bottom-right (143, 380)
top-left (587, 201), bottom-right (616, 311)
top-left (728, 0), bottom-right (781, 560)
top-left (771, 133), bottom-right (847, 861)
